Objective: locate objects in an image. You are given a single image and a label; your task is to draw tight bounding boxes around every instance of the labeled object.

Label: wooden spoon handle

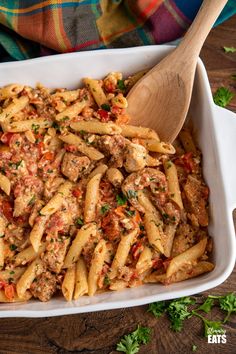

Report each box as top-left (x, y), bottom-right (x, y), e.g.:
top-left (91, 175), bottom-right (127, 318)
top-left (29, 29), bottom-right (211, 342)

top-left (178, 0), bottom-right (228, 57)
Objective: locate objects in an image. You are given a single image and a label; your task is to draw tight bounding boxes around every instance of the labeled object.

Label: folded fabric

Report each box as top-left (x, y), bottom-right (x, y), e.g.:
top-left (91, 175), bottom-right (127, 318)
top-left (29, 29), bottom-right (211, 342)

top-left (0, 0), bottom-right (235, 61)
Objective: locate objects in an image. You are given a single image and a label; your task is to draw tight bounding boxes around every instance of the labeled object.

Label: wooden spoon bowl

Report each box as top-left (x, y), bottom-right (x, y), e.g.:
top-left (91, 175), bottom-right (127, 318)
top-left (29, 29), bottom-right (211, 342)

top-left (127, 0), bottom-right (228, 142)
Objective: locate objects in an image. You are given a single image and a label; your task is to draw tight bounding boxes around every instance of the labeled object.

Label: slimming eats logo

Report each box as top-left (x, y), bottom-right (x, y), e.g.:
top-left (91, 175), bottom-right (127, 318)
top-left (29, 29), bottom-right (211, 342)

top-left (207, 328), bottom-right (227, 344)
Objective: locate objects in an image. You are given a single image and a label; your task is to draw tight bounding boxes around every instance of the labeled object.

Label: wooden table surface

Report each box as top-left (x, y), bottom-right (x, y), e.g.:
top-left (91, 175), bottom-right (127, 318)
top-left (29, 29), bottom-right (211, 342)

top-left (0, 14), bottom-right (236, 354)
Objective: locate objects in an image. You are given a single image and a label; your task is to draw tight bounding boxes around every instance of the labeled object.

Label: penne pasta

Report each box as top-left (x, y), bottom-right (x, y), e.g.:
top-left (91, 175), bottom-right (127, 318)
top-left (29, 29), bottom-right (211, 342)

top-left (83, 78), bottom-right (107, 107)
top-left (141, 139), bottom-right (175, 154)
top-left (144, 212), bottom-right (165, 254)
top-left (84, 173), bottom-right (102, 223)
top-left (137, 190), bottom-right (160, 219)
top-left (70, 121), bottom-right (122, 135)
top-left (55, 99), bottom-right (87, 121)
top-left (0, 267), bottom-right (26, 282)
top-left (165, 261), bottom-right (215, 284)
top-left (109, 279), bottom-right (128, 291)
top-left (0, 84), bottom-right (24, 100)
top-left (29, 215), bottom-right (49, 252)
top-left (0, 289), bottom-right (32, 303)
top-left (16, 258), bottom-right (44, 299)
top-left (0, 215), bottom-right (7, 268)
top-left (63, 222), bottom-right (97, 268)
top-left (0, 173), bottom-right (11, 195)
top-left (106, 167), bottom-right (124, 187)
top-left (74, 257), bottom-right (88, 299)
top-left (109, 229), bottom-right (138, 279)
top-left (163, 224), bottom-right (177, 258)
top-left (166, 238), bottom-right (208, 278)
top-left (14, 243), bottom-right (46, 266)
top-left (59, 132), bottom-right (104, 160)
top-left (40, 181), bottom-right (73, 216)
top-left (87, 164), bottom-right (108, 182)
top-left (62, 264), bottom-right (76, 301)
top-left (120, 124), bottom-right (159, 140)
top-left (0, 95), bottom-right (29, 122)
top-left (179, 129), bottom-right (197, 154)
top-left (4, 118), bottom-right (52, 133)
top-left (164, 160), bottom-right (183, 209)
top-left (136, 246), bottom-right (153, 274)
top-left (88, 239), bottom-right (107, 296)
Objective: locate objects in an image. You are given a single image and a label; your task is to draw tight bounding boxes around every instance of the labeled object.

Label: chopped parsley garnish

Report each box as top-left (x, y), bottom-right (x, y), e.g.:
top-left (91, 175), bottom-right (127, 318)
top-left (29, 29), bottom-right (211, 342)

top-left (9, 244), bottom-right (17, 251)
top-left (9, 271), bottom-right (15, 275)
top-left (0, 167), bottom-right (6, 175)
top-left (125, 209), bottom-right (135, 217)
top-left (116, 325), bottom-right (151, 354)
top-left (31, 123), bottom-right (40, 134)
top-left (47, 169), bottom-right (54, 174)
top-left (101, 103), bottom-right (111, 111)
top-left (167, 297), bottom-right (195, 332)
top-left (28, 195), bottom-right (36, 206)
top-left (223, 46), bottom-right (236, 53)
top-left (61, 116), bottom-right (70, 122)
top-left (101, 204), bottom-right (110, 215)
top-left (9, 160), bottom-right (23, 170)
top-left (104, 274), bottom-right (110, 286)
top-left (52, 121), bottom-right (60, 131)
top-left (127, 190), bottom-right (137, 199)
top-left (75, 217), bottom-right (84, 226)
top-left (213, 87), bottom-right (234, 107)
top-left (195, 297), bottom-right (214, 314)
top-left (0, 234), bottom-right (4, 238)
top-left (148, 301), bottom-right (167, 318)
top-left (117, 79), bottom-right (126, 91)
top-left (192, 310), bottom-right (224, 337)
top-left (208, 293), bottom-right (236, 323)
top-left (79, 130), bottom-right (86, 136)
top-left (116, 193), bottom-right (127, 206)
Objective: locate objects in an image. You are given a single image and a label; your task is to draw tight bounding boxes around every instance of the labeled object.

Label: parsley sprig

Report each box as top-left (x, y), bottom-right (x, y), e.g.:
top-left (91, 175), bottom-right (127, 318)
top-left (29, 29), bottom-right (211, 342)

top-left (208, 293), bottom-right (236, 323)
top-left (116, 325), bottom-right (151, 354)
top-left (213, 87), bottom-right (234, 107)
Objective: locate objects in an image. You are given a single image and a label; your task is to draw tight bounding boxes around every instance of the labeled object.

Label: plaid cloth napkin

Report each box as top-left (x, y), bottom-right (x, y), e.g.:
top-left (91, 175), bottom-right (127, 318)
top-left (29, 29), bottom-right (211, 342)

top-left (0, 0), bottom-right (235, 61)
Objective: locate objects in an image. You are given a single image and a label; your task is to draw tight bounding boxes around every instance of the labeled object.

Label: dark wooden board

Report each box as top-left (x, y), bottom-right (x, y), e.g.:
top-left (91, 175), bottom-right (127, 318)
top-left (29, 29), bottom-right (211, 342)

top-left (0, 14), bottom-right (236, 354)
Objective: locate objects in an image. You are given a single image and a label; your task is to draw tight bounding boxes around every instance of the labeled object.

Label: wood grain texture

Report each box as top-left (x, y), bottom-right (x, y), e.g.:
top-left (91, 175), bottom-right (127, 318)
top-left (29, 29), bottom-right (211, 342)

top-left (0, 14), bottom-right (236, 354)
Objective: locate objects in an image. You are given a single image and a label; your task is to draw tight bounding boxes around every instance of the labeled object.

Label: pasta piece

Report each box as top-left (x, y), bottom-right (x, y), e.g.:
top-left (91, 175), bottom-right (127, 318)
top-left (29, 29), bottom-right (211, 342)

top-left (88, 239), bottom-right (107, 296)
top-left (30, 215), bottom-right (49, 252)
top-left (179, 130), bottom-right (197, 154)
top-left (166, 238), bottom-right (208, 278)
top-left (136, 246), bottom-right (153, 274)
top-left (59, 133), bottom-right (104, 160)
top-left (4, 118), bottom-right (52, 133)
top-left (141, 139), bottom-right (175, 154)
top-left (55, 99), bottom-right (87, 121)
top-left (111, 94), bottom-right (128, 109)
top-left (84, 173), bottom-right (102, 223)
top-left (0, 95), bottom-right (29, 122)
top-left (125, 69), bottom-right (148, 91)
top-left (0, 173), bottom-right (11, 195)
top-left (106, 167), bottom-right (124, 187)
top-left (0, 290), bottom-right (32, 303)
top-left (109, 229), bottom-right (138, 279)
top-left (144, 272), bottom-right (166, 283)
top-left (16, 258), bottom-right (44, 299)
top-left (164, 160), bottom-right (183, 209)
top-left (40, 181), bottom-right (73, 216)
top-left (63, 222), bottom-right (97, 268)
top-left (87, 164), bottom-right (108, 182)
top-left (163, 224), bottom-right (177, 258)
top-left (70, 121), bottom-right (122, 135)
top-left (120, 124), bottom-right (159, 140)
top-left (109, 280), bottom-right (127, 291)
top-left (144, 212), bottom-right (165, 254)
top-left (25, 130), bottom-right (36, 143)
top-left (62, 264), bottom-right (76, 301)
top-left (0, 84), bottom-right (24, 100)
top-left (137, 190), bottom-right (160, 219)
top-left (0, 215), bottom-right (7, 268)
top-left (165, 261), bottom-right (215, 284)
top-left (0, 267), bottom-right (26, 282)
top-left (83, 78), bottom-right (107, 107)
top-left (51, 89), bottom-right (80, 102)
top-left (74, 257), bottom-right (88, 299)
top-left (14, 243), bottom-right (46, 266)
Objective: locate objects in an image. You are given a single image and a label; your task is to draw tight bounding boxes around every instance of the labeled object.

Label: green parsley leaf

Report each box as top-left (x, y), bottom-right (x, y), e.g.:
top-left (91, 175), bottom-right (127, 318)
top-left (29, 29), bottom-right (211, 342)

top-left (148, 301), bottom-right (167, 318)
top-left (117, 79), bottom-right (126, 91)
top-left (219, 293), bottom-right (236, 323)
top-left (127, 190), bottom-right (137, 199)
top-left (0, 167), bottom-right (6, 175)
top-left (192, 311), bottom-right (224, 337)
top-left (9, 244), bottom-right (17, 251)
top-left (116, 193), bottom-right (127, 206)
top-left (31, 123), bottom-right (40, 134)
top-left (28, 195), bottom-right (36, 206)
top-left (196, 298), bottom-right (214, 314)
top-left (61, 116), bottom-right (70, 122)
top-left (192, 344), bottom-right (197, 352)
top-left (116, 326), bottom-right (151, 354)
top-left (223, 46), bottom-right (236, 53)
top-left (101, 103), bottom-right (111, 111)
top-left (9, 160), bottom-right (23, 170)
top-left (213, 87), bottom-right (234, 107)
top-left (101, 204), bottom-right (110, 214)
top-left (104, 274), bottom-right (110, 286)
top-left (52, 121), bottom-right (60, 131)
top-left (125, 209), bottom-right (135, 217)
top-left (75, 217), bottom-right (84, 226)
top-left (167, 297), bottom-right (195, 332)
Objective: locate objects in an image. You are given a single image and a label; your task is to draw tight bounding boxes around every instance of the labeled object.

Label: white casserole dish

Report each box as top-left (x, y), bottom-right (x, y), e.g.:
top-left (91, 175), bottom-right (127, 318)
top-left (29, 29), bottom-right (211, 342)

top-left (0, 46), bottom-right (235, 318)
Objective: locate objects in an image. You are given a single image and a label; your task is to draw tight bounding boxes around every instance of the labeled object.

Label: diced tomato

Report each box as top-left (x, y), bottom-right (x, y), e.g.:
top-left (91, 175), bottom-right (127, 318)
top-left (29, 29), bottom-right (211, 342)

top-left (72, 188), bottom-right (82, 198)
top-left (114, 206), bottom-right (125, 217)
top-left (175, 152), bottom-right (195, 173)
top-left (100, 181), bottom-right (114, 202)
top-left (104, 82), bottom-right (116, 93)
top-left (101, 212), bottom-right (121, 241)
top-left (0, 200), bottom-right (13, 221)
top-left (4, 284), bottom-right (15, 300)
top-left (1, 133), bottom-right (14, 145)
top-left (37, 141), bottom-right (44, 156)
top-left (152, 258), bottom-right (164, 270)
top-left (43, 151), bottom-right (54, 161)
top-left (131, 242), bottom-right (144, 260)
top-left (0, 280), bottom-right (7, 290)
top-left (97, 109), bottom-right (110, 122)
top-left (65, 144), bottom-right (77, 152)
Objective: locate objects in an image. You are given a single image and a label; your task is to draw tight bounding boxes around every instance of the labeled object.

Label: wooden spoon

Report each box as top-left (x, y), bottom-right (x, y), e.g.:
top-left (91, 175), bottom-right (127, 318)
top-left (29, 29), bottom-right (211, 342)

top-left (127, 0), bottom-right (228, 142)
